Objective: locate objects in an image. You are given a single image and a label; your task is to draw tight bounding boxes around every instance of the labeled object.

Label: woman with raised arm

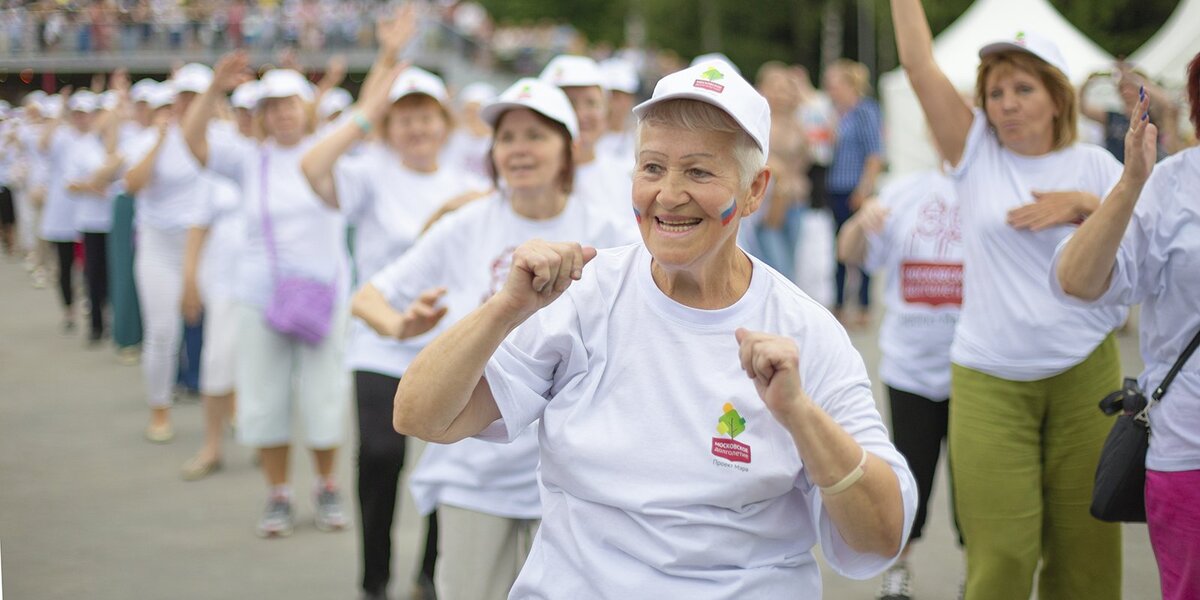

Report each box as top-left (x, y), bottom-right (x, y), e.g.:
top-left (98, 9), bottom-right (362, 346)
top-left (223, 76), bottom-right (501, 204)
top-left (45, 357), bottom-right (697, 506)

top-left (1054, 53), bottom-right (1200, 600)
top-left (890, 2), bottom-right (1129, 598)
top-left (388, 62), bottom-right (916, 599)
top-left (351, 77), bottom-right (636, 600)
top-left (181, 53), bottom-right (351, 539)
top-left (300, 9), bottom-right (489, 597)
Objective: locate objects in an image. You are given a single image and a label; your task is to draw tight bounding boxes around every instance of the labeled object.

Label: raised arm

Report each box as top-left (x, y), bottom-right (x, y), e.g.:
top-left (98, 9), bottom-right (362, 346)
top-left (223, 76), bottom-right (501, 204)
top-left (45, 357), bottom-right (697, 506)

top-left (393, 240), bottom-right (596, 443)
top-left (123, 120), bottom-right (168, 194)
top-left (1057, 93), bottom-right (1156, 301)
top-left (889, 0), bottom-right (973, 165)
top-left (181, 52), bottom-right (248, 166)
top-left (1078, 72), bottom-right (1109, 124)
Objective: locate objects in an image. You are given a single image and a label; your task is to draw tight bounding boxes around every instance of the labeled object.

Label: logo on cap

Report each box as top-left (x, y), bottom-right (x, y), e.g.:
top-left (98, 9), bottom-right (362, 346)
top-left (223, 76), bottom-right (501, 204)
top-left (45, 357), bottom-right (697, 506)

top-left (693, 67), bottom-right (726, 93)
top-left (1015, 31), bottom-right (1026, 46)
top-left (516, 85), bottom-right (533, 100)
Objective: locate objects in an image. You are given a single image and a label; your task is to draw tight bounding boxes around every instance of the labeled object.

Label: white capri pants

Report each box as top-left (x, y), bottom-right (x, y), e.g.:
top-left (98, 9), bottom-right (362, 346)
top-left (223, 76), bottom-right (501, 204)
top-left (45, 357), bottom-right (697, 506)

top-left (199, 295), bottom-right (237, 396)
top-left (234, 303), bottom-right (349, 449)
top-left (435, 505), bottom-right (539, 600)
top-left (134, 226), bottom-right (185, 409)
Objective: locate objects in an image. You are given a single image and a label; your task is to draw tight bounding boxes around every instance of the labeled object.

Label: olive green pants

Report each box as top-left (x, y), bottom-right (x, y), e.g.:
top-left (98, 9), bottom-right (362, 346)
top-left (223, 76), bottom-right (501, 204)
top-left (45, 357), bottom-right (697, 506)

top-left (950, 334), bottom-right (1121, 600)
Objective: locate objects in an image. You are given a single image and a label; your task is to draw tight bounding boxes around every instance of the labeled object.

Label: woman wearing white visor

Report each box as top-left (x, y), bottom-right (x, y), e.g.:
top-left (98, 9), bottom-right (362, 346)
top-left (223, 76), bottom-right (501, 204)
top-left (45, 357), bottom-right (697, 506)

top-left (301, 14), bottom-right (489, 596)
top-left (123, 63), bottom-right (214, 443)
top-left (540, 54), bottom-right (640, 236)
top-left (390, 62), bottom-right (916, 598)
top-left (183, 55), bottom-right (351, 539)
top-left (352, 77), bottom-right (637, 600)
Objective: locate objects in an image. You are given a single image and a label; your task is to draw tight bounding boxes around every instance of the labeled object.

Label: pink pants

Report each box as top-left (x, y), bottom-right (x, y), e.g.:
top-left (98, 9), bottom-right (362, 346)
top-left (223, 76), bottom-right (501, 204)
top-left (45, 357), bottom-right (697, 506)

top-left (1146, 469), bottom-right (1200, 600)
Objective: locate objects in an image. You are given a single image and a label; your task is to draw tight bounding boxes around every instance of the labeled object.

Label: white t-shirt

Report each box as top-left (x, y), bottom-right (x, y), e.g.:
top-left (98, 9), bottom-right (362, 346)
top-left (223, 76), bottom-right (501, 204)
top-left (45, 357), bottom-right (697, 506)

top-left (18, 124), bottom-right (48, 190)
top-left (370, 192), bottom-right (639, 519)
top-left (949, 110), bottom-right (1126, 380)
top-left (111, 122), bottom-right (151, 196)
top-left (482, 244), bottom-right (917, 597)
top-left (595, 128), bottom-right (636, 168)
top-left (38, 127), bottom-right (79, 242)
top-left (126, 125), bottom-right (205, 232)
top-left (206, 132), bottom-right (349, 309)
top-left (864, 171), bottom-right (962, 400)
top-left (1051, 147), bottom-right (1200, 472)
top-left (440, 128), bottom-right (492, 182)
top-left (66, 133), bottom-right (113, 233)
top-left (573, 154), bottom-right (640, 238)
top-left (334, 144), bottom-right (488, 377)
top-left (188, 173), bottom-right (244, 303)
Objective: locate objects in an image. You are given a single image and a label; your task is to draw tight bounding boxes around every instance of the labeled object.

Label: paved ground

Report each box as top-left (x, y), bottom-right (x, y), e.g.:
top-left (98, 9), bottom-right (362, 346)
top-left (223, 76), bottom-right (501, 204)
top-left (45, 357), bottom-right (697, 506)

top-left (0, 255), bottom-right (1161, 600)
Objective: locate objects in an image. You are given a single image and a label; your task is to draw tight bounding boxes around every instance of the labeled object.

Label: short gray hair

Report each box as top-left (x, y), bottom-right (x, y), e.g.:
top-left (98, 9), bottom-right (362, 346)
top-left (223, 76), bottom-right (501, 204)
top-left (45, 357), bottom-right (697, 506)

top-left (635, 99), bottom-right (766, 190)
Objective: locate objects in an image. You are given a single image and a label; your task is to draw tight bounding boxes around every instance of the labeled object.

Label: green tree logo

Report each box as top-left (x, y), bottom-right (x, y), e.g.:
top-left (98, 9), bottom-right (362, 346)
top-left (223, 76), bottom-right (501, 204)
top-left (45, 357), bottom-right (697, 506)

top-left (716, 402), bottom-right (746, 438)
top-left (701, 67), bottom-right (724, 82)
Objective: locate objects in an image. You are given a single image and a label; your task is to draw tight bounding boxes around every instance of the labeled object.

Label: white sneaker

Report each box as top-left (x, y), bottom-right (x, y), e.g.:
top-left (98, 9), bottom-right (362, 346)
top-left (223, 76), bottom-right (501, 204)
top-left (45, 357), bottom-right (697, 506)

top-left (877, 562), bottom-right (913, 600)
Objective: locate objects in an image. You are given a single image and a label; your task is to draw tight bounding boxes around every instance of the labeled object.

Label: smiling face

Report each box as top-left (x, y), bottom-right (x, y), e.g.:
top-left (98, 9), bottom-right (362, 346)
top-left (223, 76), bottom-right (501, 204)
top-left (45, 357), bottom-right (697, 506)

top-left (491, 108), bottom-right (571, 195)
top-left (634, 122), bottom-right (763, 273)
top-left (384, 95), bottom-right (450, 168)
top-left (562, 85), bottom-right (606, 150)
top-left (261, 95), bottom-right (308, 145)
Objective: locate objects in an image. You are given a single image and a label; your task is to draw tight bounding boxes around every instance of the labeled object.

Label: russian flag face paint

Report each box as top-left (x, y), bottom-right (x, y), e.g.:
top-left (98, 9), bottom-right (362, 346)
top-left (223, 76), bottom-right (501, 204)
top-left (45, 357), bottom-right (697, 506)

top-left (720, 199), bottom-right (737, 226)
top-left (633, 207), bottom-right (642, 224)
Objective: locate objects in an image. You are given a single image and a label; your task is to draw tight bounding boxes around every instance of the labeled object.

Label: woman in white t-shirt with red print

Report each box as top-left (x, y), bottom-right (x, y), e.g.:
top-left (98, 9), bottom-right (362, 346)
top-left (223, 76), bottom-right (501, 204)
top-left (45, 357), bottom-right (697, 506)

top-left (839, 169), bottom-right (964, 597)
top-left (182, 54), bottom-right (352, 540)
top-left (351, 77), bottom-right (637, 600)
top-left (892, 2), bottom-right (1128, 598)
top-left (387, 63), bottom-right (917, 599)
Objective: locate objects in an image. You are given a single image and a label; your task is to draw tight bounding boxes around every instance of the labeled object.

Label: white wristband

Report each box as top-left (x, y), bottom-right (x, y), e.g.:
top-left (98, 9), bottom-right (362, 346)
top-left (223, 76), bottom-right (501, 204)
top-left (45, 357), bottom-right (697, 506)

top-left (819, 447), bottom-right (868, 496)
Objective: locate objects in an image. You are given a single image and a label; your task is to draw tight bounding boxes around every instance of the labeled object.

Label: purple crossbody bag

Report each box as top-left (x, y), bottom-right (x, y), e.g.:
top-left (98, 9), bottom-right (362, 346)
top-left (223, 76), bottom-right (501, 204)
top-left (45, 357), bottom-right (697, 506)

top-left (258, 150), bottom-right (336, 345)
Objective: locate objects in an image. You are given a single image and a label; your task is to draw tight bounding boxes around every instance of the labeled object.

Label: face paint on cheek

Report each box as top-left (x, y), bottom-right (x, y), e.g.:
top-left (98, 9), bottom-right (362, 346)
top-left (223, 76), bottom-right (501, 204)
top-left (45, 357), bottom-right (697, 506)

top-left (633, 207), bottom-right (642, 224)
top-left (720, 198), bottom-right (737, 226)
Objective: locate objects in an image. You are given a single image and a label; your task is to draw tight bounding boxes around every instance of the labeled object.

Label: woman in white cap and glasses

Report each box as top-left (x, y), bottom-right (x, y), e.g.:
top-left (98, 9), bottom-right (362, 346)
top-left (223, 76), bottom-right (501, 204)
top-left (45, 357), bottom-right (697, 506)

top-left (122, 63), bottom-right (215, 443)
top-left (389, 61), bottom-right (916, 599)
top-left (182, 53), bottom-right (351, 539)
top-left (540, 54), bottom-right (639, 234)
top-left (351, 77), bottom-right (637, 600)
top-left (891, 2), bottom-right (1128, 598)
top-left (300, 12), bottom-right (489, 597)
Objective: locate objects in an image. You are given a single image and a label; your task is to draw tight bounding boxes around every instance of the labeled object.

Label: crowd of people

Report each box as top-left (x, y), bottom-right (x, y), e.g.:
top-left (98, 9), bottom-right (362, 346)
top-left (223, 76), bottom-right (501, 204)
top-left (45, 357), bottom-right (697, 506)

top-left (0, 1), bottom-right (1198, 599)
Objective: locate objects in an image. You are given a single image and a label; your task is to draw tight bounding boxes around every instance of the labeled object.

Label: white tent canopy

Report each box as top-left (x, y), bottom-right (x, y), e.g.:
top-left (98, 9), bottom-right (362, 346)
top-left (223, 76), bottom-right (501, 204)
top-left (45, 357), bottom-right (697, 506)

top-left (879, 0), bottom-right (1115, 176)
top-left (1129, 0), bottom-right (1200, 87)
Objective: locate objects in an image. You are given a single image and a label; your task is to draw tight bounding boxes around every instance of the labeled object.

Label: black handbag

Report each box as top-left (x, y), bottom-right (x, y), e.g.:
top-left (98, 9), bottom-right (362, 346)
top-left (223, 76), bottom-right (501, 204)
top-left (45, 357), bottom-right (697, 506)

top-left (1090, 327), bottom-right (1200, 523)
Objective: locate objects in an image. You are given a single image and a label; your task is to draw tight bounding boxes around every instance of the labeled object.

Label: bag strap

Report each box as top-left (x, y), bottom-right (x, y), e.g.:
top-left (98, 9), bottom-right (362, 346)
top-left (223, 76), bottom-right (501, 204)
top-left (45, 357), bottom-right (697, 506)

top-left (1152, 325), bottom-right (1200, 402)
top-left (256, 148), bottom-right (280, 283)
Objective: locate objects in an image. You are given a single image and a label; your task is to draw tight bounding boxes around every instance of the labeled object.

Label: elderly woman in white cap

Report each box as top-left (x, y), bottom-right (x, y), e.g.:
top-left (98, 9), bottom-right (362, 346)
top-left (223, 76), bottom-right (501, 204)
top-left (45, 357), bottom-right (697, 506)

top-left (182, 53), bottom-right (351, 539)
top-left (540, 54), bottom-right (639, 233)
top-left (122, 63), bottom-right (216, 443)
top-left (300, 16), bottom-right (490, 597)
top-left (390, 62), bottom-right (916, 598)
top-left (891, 1), bottom-right (1128, 598)
top-left (351, 77), bottom-right (637, 600)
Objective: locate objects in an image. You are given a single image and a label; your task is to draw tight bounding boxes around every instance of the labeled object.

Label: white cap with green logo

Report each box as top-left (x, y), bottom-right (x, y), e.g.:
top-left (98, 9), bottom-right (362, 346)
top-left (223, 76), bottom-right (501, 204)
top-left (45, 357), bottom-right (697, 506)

top-left (632, 62), bottom-right (771, 156)
top-left (979, 29), bottom-right (1071, 80)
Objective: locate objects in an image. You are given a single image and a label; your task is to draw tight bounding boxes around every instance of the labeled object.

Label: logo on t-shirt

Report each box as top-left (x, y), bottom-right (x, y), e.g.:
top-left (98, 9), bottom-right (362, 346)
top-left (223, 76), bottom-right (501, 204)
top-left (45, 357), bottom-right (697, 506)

top-left (711, 403), bottom-right (751, 464)
top-left (900, 195), bottom-right (963, 306)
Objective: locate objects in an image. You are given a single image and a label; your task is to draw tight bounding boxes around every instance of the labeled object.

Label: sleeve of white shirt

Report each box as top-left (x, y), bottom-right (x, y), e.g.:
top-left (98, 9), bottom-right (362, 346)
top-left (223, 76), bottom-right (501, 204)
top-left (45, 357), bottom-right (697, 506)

top-left (862, 178), bottom-right (903, 274)
top-left (1049, 167), bottom-right (1167, 308)
top-left (481, 291), bottom-right (589, 443)
top-left (947, 109), bottom-right (990, 179)
top-left (205, 131), bottom-right (251, 185)
top-left (794, 308), bottom-right (918, 579)
top-left (368, 208), bottom-right (462, 308)
top-left (332, 152), bottom-right (374, 223)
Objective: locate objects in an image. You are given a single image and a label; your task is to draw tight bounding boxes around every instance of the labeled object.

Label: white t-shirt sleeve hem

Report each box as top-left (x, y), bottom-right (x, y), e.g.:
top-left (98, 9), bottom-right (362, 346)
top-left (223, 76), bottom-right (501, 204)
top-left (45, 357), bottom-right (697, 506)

top-left (1047, 235), bottom-right (1130, 308)
top-left (481, 346), bottom-right (550, 444)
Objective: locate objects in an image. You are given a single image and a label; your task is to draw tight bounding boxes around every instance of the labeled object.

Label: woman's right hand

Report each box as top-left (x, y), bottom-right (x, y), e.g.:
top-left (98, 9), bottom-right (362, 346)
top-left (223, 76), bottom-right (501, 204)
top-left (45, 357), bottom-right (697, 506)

top-left (493, 240), bottom-right (597, 322)
top-left (1123, 87), bottom-right (1158, 187)
top-left (854, 197), bottom-right (890, 234)
top-left (389, 286), bottom-right (449, 339)
top-left (181, 281), bottom-right (203, 325)
top-left (212, 51), bottom-right (250, 93)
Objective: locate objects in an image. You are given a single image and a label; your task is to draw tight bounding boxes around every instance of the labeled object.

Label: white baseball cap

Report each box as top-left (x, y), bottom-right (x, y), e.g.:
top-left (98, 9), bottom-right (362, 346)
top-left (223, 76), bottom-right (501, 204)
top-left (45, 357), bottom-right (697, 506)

top-left (100, 90), bottom-right (120, 111)
top-left (690, 53), bottom-right (741, 77)
top-left (317, 87), bottom-right (352, 118)
top-left (230, 80), bottom-right (261, 110)
top-left (129, 78), bottom-right (159, 103)
top-left (388, 67), bottom-right (449, 104)
top-left (481, 78), bottom-right (579, 140)
top-left (171, 63), bottom-right (214, 94)
top-left (458, 82), bottom-right (496, 106)
top-left (41, 95), bottom-right (64, 119)
top-left (67, 90), bottom-right (100, 113)
top-left (144, 83), bottom-right (177, 110)
top-left (979, 29), bottom-right (1071, 80)
top-left (601, 58), bottom-right (639, 95)
top-left (633, 61), bottom-right (770, 156)
top-left (257, 69), bottom-right (315, 105)
top-left (539, 55), bottom-right (606, 89)
top-left (23, 90), bottom-right (47, 107)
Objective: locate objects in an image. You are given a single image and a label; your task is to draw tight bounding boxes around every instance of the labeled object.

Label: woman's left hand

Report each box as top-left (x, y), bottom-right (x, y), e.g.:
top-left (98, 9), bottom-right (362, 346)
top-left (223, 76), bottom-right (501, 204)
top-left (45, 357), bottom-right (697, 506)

top-left (1006, 190), bottom-right (1099, 231)
top-left (735, 328), bottom-right (809, 427)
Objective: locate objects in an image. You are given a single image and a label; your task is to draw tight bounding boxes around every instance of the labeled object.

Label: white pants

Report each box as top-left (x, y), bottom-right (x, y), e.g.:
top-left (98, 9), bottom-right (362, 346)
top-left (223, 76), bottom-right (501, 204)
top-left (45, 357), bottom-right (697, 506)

top-left (199, 296), bottom-right (237, 396)
top-left (234, 303), bottom-right (349, 449)
top-left (435, 504), bottom-right (539, 600)
top-left (134, 226), bottom-right (185, 408)
top-left (15, 186), bottom-right (39, 254)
